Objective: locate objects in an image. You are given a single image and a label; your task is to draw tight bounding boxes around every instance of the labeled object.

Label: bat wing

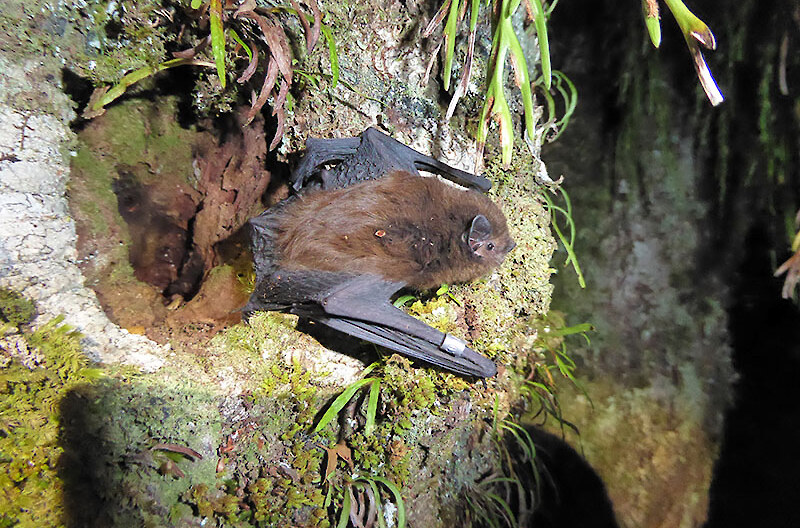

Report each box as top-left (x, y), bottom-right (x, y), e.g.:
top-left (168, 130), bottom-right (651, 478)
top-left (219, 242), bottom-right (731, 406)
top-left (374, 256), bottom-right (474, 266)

top-left (249, 208), bottom-right (282, 284)
top-left (290, 136), bottom-right (361, 191)
top-left (291, 128), bottom-right (492, 193)
top-left (318, 318), bottom-right (497, 377)
top-left (245, 270), bottom-right (497, 378)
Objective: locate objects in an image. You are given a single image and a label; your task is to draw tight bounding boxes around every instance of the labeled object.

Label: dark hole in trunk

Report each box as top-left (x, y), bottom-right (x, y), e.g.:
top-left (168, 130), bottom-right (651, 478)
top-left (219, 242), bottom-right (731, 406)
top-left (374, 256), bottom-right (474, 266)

top-left (65, 68), bottom-right (290, 340)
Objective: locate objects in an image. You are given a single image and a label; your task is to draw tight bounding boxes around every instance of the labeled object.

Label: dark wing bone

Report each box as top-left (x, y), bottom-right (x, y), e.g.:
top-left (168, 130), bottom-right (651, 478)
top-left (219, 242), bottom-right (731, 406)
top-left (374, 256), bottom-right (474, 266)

top-left (291, 127), bottom-right (491, 192)
top-left (245, 271), bottom-right (497, 378)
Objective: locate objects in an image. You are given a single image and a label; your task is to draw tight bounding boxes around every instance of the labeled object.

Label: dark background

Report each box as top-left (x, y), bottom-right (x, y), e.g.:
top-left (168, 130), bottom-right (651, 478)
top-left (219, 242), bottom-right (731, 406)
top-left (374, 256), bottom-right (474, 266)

top-left (544, 0), bottom-right (800, 526)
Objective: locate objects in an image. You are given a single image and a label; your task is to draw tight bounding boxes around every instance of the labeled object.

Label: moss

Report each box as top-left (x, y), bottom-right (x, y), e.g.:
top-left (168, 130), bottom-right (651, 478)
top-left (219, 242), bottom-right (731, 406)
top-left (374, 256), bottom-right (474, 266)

top-left (68, 149), bottom-right (117, 236)
top-left (90, 97), bottom-right (196, 176)
top-left (212, 312), bottom-right (301, 370)
top-left (0, 288), bottom-right (35, 327)
top-left (162, 329), bottom-right (338, 527)
top-left (9, 308), bottom-right (242, 527)
top-left (312, 355), bottom-right (492, 508)
top-left (68, 96), bottom-right (201, 328)
top-left (486, 147), bottom-right (557, 314)
top-left (406, 296), bottom-right (460, 335)
top-left (0, 317), bottom-right (99, 527)
top-left (57, 372), bottom-right (223, 527)
top-left (67, 1), bottom-right (169, 85)
top-left (71, 96), bottom-right (197, 194)
top-left (551, 376), bottom-right (716, 527)
top-left (202, 231), bottom-right (559, 524)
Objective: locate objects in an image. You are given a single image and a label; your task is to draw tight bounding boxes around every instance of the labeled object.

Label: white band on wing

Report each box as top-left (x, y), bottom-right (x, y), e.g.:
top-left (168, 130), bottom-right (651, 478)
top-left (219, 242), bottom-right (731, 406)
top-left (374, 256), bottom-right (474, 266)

top-left (441, 334), bottom-right (467, 357)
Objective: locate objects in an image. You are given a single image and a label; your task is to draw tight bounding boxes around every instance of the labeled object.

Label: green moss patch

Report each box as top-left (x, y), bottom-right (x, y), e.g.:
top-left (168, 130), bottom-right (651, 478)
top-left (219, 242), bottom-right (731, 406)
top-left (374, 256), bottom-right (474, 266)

top-left (0, 317), bottom-right (100, 527)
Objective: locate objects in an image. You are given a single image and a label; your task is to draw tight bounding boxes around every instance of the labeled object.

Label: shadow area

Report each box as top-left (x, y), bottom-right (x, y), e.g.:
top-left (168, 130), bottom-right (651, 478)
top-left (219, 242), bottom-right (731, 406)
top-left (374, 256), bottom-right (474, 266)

top-left (512, 427), bottom-right (620, 528)
top-left (704, 223), bottom-right (800, 528)
top-left (58, 378), bottom-right (221, 527)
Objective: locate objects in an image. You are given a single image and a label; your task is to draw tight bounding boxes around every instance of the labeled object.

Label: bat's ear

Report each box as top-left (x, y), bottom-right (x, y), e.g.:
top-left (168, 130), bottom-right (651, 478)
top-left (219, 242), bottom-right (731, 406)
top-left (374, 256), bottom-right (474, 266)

top-left (467, 214), bottom-right (492, 253)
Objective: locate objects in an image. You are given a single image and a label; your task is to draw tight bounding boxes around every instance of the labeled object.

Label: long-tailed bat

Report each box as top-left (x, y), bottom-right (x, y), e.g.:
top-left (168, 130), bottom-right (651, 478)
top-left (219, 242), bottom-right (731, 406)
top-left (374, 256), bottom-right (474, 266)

top-left (244, 128), bottom-right (515, 377)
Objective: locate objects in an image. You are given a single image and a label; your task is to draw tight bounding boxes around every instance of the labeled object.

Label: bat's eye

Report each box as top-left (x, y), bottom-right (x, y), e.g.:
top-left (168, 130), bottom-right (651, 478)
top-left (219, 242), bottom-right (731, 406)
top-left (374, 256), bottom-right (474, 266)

top-left (487, 242), bottom-right (495, 251)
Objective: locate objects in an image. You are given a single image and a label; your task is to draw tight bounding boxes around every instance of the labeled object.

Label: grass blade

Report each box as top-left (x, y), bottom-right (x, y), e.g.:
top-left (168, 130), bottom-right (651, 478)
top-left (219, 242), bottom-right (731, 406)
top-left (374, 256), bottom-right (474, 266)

top-left (485, 492), bottom-right (517, 527)
top-left (336, 487), bottom-right (351, 528)
top-left (643, 0), bottom-right (662, 48)
top-left (543, 190), bottom-right (586, 288)
top-left (372, 477), bottom-right (406, 528)
top-left (529, 0), bottom-right (551, 89)
top-left (228, 28), bottom-right (253, 61)
top-left (442, 0), bottom-right (461, 91)
top-left (393, 294), bottom-right (417, 308)
top-left (365, 479), bottom-right (387, 528)
top-left (84, 58), bottom-right (215, 118)
top-left (320, 23), bottom-right (339, 88)
top-left (313, 378), bottom-right (377, 433)
top-left (506, 19), bottom-right (535, 143)
top-left (209, 0), bottom-right (226, 88)
top-left (365, 380), bottom-right (380, 435)
top-left (550, 322), bottom-right (593, 337)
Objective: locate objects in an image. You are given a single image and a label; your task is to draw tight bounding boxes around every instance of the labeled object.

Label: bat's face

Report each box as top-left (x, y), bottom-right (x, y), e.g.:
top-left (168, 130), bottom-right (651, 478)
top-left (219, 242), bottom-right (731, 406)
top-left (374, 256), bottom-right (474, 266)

top-left (465, 214), bottom-right (516, 266)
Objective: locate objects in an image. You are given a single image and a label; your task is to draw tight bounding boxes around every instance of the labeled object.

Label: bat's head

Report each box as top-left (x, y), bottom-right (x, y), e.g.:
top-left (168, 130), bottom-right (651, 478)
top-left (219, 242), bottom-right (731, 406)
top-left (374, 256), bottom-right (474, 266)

top-left (465, 214), bottom-right (516, 266)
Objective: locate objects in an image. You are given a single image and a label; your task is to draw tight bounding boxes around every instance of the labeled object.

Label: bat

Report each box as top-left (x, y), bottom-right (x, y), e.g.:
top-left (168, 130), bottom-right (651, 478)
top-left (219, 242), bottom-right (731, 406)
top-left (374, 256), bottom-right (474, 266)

top-left (245, 128), bottom-right (515, 377)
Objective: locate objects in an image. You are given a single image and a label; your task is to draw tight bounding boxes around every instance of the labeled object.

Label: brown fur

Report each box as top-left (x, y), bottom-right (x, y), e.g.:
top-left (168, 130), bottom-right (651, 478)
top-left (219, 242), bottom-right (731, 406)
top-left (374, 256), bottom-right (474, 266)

top-left (274, 171), bottom-right (514, 290)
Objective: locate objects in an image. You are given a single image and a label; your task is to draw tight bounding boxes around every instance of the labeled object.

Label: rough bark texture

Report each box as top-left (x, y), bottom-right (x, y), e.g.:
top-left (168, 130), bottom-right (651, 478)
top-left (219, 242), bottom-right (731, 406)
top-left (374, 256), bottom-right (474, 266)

top-left (544, 66), bottom-right (732, 527)
top-left (0, 56), bottom-right (167, 371)
top-left (543, 0), bottom-right (798, 526)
